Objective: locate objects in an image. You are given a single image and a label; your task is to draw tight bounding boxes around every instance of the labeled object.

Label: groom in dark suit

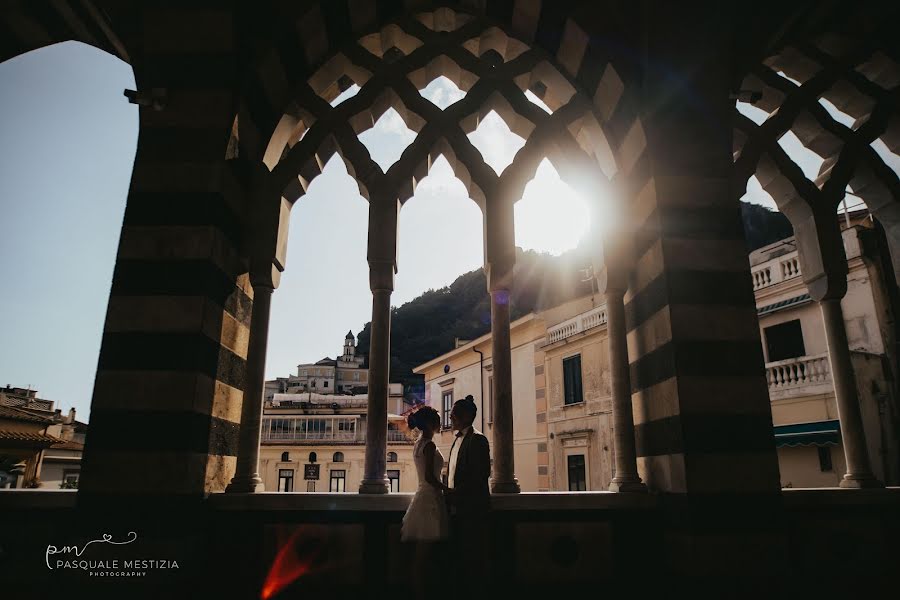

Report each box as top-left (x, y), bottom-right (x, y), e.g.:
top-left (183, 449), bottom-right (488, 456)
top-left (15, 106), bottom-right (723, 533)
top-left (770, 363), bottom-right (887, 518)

top-left (445, 395), bottom-right (491, 583)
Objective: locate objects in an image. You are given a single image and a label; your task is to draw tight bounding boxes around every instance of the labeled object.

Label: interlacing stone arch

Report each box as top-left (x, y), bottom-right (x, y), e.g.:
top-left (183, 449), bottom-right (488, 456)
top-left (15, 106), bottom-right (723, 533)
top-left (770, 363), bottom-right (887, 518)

top-left (244, 6), bottom-right (626, 251)
top-left (733, 32), bottom-right (900, 281)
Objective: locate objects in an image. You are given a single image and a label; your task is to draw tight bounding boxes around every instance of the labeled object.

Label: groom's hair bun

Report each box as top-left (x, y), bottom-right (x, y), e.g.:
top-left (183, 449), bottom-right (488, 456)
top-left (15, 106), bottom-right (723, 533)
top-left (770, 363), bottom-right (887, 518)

top-left (454, 395), bottom-right (477, 418)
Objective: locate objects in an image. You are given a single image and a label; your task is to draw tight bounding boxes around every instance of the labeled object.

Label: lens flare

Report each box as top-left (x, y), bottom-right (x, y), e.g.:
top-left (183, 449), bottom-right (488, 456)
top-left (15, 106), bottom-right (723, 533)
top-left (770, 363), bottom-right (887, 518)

top-left (260, 526), bottom-right (323, 600)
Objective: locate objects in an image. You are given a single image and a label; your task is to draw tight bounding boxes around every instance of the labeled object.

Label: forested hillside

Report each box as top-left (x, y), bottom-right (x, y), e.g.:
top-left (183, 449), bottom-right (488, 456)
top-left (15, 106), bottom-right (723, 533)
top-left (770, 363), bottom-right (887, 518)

top-left (356, 202), bottom-right (792, 396)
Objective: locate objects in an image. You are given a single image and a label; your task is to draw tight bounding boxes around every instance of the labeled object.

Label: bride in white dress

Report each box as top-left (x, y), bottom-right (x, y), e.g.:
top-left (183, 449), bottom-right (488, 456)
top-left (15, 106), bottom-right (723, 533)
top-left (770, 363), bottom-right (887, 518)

top-left (401, 406), bottom-right (449, 598)
top-left (402, 405), bottom-right (450, 541)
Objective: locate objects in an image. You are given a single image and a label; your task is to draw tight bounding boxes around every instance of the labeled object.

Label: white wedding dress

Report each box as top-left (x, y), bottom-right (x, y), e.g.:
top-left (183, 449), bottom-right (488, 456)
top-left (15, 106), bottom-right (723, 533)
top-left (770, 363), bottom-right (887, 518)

top-left (401, 436), bottom-right (449, 542)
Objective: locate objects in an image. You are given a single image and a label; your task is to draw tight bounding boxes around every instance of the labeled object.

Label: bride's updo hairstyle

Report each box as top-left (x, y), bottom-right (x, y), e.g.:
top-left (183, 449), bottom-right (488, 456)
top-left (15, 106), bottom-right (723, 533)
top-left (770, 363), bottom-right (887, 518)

top-left (407, 406), bottom-right (440, 432)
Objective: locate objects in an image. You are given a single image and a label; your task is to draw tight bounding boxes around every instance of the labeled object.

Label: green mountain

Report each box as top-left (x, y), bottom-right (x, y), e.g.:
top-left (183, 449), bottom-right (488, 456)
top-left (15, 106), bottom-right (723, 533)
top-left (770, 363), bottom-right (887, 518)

top-left (356, 202), bottom-right (792, 397)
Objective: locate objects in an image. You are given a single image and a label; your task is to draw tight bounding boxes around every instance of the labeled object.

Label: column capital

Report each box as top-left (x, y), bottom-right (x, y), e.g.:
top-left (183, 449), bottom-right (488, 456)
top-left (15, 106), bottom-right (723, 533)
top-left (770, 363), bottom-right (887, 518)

top-left (243, 164), bottom-right (290, 291)
top-left (368, 259), bottom-right (395, 293)
top-left (594, 230), bottom-right (634, 295)
top-left (367, 191), bottom-right (400, 271)
top-left (795, 209), bottom-right (849, 302)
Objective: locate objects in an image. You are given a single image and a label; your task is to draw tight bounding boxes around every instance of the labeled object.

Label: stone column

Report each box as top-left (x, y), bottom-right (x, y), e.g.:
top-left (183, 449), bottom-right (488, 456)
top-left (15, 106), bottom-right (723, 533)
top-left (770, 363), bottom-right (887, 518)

top-left (489, 286), bottom-right (519, 493)
top-left (791, 206), bottom-right (883, 488)
top-left (227, 282), bottom-right (273, 493)
top-left (359, 261), bottom-right (393, 494)
top-left (359, 193), bottom-right (398, 494)
top-left (819, 298), bottom-right (883, 487)
top-left (606, 288), bottom-right (646, 492)
top-left (484, 194), bottom-right (519, 494)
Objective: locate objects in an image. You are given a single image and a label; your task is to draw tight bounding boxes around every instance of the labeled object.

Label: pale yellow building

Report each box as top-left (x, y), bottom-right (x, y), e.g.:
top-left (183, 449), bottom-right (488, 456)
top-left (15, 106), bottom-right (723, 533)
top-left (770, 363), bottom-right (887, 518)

top-left (414, 223), bottom-right (899, 491)
top-left (751, 223), bottom-right (898, 487)
top-left (258, 383), bottom-right (416, 492)
top-left (413, 315), bottom-right (549, 491)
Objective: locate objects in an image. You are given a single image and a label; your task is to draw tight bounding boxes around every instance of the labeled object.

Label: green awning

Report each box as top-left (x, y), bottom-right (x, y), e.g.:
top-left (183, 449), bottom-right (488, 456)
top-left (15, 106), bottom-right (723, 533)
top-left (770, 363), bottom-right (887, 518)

top-left (758, 293), bottom-right (812, 316)
top-left (774, 419), bottom-right (841, 447)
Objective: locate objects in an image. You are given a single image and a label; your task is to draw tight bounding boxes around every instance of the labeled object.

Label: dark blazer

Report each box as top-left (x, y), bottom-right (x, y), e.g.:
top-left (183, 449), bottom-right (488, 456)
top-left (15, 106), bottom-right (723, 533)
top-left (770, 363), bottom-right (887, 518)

top-left (449, 427), bottom-right (491, 516)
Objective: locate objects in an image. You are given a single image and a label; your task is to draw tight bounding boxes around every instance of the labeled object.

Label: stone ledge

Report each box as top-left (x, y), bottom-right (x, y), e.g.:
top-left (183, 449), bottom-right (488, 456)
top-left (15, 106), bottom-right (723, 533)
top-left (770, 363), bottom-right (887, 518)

top-left (2, 488), bottom-right (896, 512)
top-left (782, 486), bottom-right (900, 507)
top-left (0, 489), bottom-right (77, 509)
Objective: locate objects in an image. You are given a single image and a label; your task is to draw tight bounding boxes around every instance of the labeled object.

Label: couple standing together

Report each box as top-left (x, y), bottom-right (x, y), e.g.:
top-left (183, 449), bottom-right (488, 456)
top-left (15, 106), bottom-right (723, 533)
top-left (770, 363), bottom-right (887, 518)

top-left (401, 395), bottom-right (490, 597)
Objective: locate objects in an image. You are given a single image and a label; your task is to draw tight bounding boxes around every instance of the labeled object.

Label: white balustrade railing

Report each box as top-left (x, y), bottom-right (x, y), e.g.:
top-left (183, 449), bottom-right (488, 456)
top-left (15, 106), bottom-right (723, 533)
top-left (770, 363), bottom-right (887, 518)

top-left (750, 250), bottom-right (803, 290)
top-left (262, 428), bottom-right (411, 443)
top-left (781, 257), bottom-right (801, 279)
top-left (766, 353), bottom-right (830, 391)
top-left (547, 305), bottom-right (608, 344)
top-left (752, 267), bottom-right (772, 289)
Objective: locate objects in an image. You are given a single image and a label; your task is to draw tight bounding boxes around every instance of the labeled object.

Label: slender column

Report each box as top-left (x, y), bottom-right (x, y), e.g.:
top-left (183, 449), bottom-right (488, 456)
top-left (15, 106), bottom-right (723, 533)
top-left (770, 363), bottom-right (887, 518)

top-left (226, 283), bottom-right (273, 493)
top-left (489, 287), bottom-right (520, 493)
top-left (819, 298), bottom-right (883, 488)
top-left (606, 289), bottom-right (646, 492)
top-left (359, 261), bottom-right (392, 494)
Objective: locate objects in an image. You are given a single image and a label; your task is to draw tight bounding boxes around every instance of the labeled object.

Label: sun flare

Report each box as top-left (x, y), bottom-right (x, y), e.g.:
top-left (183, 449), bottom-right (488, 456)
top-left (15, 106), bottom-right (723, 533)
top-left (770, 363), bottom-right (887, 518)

top-left (514, 159), bottom-right (600, 256)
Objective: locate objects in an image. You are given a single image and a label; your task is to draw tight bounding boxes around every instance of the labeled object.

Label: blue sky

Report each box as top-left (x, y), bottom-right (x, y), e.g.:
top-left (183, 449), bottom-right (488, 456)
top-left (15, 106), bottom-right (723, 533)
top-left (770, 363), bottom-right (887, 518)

top-left (2, 42), bottom-right (890, 421)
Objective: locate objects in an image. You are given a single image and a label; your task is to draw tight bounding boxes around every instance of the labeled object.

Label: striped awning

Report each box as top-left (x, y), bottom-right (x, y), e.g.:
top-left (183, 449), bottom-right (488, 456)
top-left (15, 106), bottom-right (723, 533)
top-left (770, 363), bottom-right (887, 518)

top-left (774, 420), bottom-right (841, 447)
top-left (758, 293), bottom-right (812, 316)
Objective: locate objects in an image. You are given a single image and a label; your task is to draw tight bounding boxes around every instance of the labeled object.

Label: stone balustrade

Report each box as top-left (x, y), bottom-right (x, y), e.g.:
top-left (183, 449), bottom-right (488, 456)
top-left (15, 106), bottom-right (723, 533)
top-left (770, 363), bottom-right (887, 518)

top-left (766, 353), bottom-right (831, 391)
top-left (751, 249), bottom-right (803, 290)
top-left (547, 305), bottom-right (608, 344)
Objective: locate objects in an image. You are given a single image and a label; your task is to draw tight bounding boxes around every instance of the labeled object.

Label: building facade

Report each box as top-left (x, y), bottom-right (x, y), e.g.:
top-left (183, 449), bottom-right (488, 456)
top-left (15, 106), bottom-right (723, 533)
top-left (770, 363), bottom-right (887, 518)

top-left (416, 224), bottom-right (899, 491)
top-left (264, 331), bottom-right (369, 401)
top-left (258, 383), bottom-right (415, 492)
top-left (259, 331), bottom-right (413, 492)
top-left (751, 223), bottom-right (899, 487)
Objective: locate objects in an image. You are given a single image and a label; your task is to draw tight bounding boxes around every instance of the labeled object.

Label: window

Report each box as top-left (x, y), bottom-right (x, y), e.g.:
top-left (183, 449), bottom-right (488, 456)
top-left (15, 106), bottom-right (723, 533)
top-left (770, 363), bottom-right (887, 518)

top-left (61, 470), bottom-right (79, 488)
top-left (387, 452), bottom-right (398, 463)
top-left (818, 446), bottom-right (833, 472)
top-left (387, 470), bottom-right (400, 492)
top-left (567, 455), bottom-right (587, 491)
top-left (333, 452), bottom-right (344, 463)
top-left (309, 452), bottom-right (317, 463)
top-left (281, 452), bottom-right (290, 462)
top-left (354, 372), bottom-right (360, 381)
top-left (764, 320), bottom-right (806, 362)
top-left (563, 355), bottom-right (583, 405)
top-left (329, 470), bottom-right (346, 492)
top-left (324, 381), bottom-right (328, 388)
top-left (278, 469), bottom-right (294, 492)
top-left (442, 390), bottom-right (453, 428)
top-left (307, 481), bottom-right (316, 492)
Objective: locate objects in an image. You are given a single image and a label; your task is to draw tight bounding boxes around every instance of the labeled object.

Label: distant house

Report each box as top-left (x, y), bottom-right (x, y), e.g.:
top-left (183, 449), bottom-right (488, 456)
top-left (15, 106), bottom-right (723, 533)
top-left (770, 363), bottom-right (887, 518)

top-left (264, 330), bottom-right (369, 401)
top-left (0, 386), bottom-right (87, 489)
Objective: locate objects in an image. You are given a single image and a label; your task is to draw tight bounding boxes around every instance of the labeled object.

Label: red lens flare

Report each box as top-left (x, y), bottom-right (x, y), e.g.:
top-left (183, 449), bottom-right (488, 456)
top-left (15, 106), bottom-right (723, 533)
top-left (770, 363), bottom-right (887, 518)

top-left (260, 526), bottom-right (323, 600)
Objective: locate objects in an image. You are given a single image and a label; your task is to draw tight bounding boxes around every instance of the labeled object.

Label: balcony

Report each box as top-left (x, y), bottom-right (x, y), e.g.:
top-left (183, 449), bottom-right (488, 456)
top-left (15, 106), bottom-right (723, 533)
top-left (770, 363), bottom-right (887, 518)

top-left (262, 429), bottom-right (412, 444)
top-left (546, 305), bottom-right (608, 344)
top-left (766, 353), bottom-right (832, 399)
top-left (751, 250), bottom-right (803, 291)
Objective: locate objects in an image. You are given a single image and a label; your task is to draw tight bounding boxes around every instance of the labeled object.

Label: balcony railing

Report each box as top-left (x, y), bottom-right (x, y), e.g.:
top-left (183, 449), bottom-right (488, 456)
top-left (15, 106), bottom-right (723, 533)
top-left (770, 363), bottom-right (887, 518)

top-left (262, 429), bottom-right (412, 443)
top-left (547, 305), bottom-right (608, 344)
top-left (766, 353), bottom-right (830, 391)
top-left (752, 250), bottom-right (803, 290)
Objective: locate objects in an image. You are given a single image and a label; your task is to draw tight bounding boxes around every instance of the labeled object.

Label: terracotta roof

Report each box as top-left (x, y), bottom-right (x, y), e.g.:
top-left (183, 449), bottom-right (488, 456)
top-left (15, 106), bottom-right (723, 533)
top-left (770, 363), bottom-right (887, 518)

top-left (0, 405), bottom-right (54, 424)
top-left (51, 440), bottom-right (85, 451)
top-left (0, 430), bottom-right (65, 444)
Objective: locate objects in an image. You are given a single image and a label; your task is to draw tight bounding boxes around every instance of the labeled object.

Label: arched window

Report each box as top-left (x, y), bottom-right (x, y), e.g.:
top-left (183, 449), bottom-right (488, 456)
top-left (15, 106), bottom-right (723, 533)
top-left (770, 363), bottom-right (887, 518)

top-left (387, 452), bottom-right (397, 463)
top-left (309, 452), bottom-right (317, 463)
top-left (281, 452), bottom-right (290, 462)
top-left (333, 452), bottom-right (344, 463)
